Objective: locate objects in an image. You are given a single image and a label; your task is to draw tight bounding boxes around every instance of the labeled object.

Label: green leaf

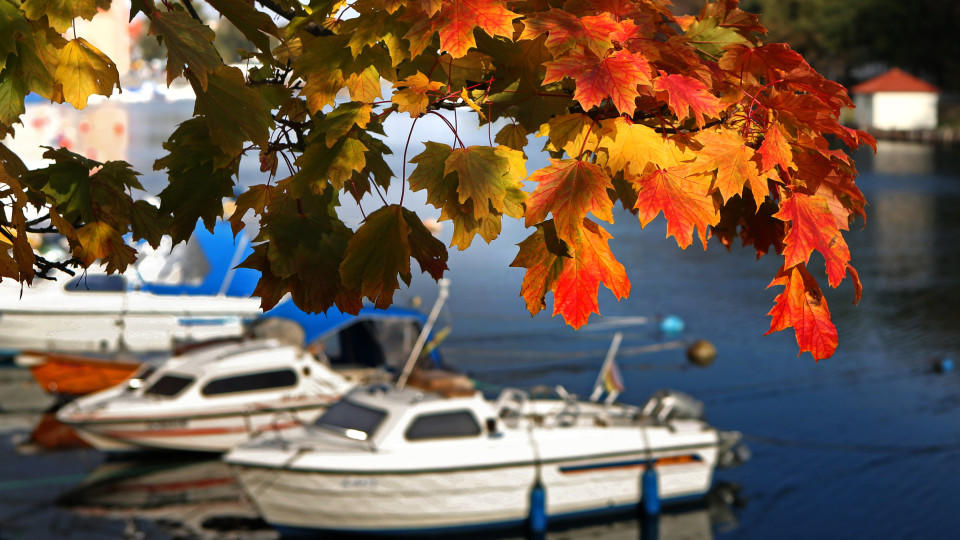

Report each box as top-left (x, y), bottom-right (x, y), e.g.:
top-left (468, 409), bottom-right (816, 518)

top-left (55, 38), bottom-right (120, 109)
top-left (10, 21), bottom-right (65, 102)
top-left (189, 65), bottom-right (272, 157)
top-left (685, 16), bottom-right (750, 58)
top-left (0, 74), bottom-right (27, 137)
top-left (21, 0), bottom-right (109, 33)
top-left (206, 0), bottom-right (280, 52)
top-left (316, 102), bottom-right (371, 147)
top-left (155, 117), bottom-right (237, 242)
top-left (129, 200), bottom-right (169, 248)
top-left (149, 9), bottom-right (222, 90)
top-left (401, 207), bottom-right (448, 280)
top-left (443, 145), bottom-right (526, 220)
top-left (339, 205), bottom-right (412, 309)
top-left (0, 2), bottom-right (31, 73)
top-left (408, 142), bottom-right (456, 207)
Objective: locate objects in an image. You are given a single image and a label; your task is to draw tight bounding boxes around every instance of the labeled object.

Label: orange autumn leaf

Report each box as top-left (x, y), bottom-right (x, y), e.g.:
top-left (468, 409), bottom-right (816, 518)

top-left (775, 191), bottom-right (851, 287)
top-left (688, 128), bottom-right (767, 203)
top-left (766, 264), bottom-right (838, 361)
top-left (758, 123), bottom-right (796, 178)
top-left (543, 49), bottom-right (652, 116)
top-left (432, 0), bottom-right (519, 58)
top-left (512, 218), bottom-right (629, 329)
top-left (652, 71), bottom-right (725, 128)
top-left (632, 166), bottom-right (719, 249)
top-left (520, 9), bottom-right (622, 56)
top-left (525, 159), bottom-right (614, 244)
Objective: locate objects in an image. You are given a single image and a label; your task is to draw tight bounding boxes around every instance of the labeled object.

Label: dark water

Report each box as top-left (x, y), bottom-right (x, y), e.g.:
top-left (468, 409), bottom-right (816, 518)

top-left (2, 101), bottom-right (960, 538)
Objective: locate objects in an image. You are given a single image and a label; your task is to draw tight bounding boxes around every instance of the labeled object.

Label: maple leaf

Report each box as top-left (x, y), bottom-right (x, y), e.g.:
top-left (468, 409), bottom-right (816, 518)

top-left (346, 66), bottom-right (383, 103)
top-left (430, 0), bottom-right (519, 58)
top-left (149, 10), bottom-right (222, 91)
top-left (55, 38), bottom-right (120, 109)
top-left (205, 0), bottom-right (281, 52)
top-left (340, 205), bottom-right (447, 308)
top-left (20, 0), bottom-right (108, 34)
top-left (494, 124), bottom-right (529, 154)
top-left (443, 145), bottom-right (526, 220)
top-left (766, 264), bottom-right (838, 361)
top-left (75, 221), bottom-right (137, 273)
top-left (596, 118), bottom-right (669, 177)
top-left (543, 49), bottom-right (652, 116)
top-left (758, 123), bottom-right (796, 178)
top-left (775, 191), bottom-right (851, 288)
top-left (510, 220), bottom-right (569, 316)
top-left (537, 113), bottom-right (598, 158)
top-left (392, 72), bottom-right (445, 118)
top-left (520, 9), bottom-right (621, 56)
top-left (525, 159), bottom-right (614, 245)
top-left (652, 71), bottom-right (724, 128)
top-left (632, 166), bottom-right (718, 250)
top-left (687, 128), bottom-right (766, 203)
top-left (512, 218), bottom-right (629, 328)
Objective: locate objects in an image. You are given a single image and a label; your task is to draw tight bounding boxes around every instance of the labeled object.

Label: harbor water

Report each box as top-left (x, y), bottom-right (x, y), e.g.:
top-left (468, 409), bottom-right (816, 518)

top-left (2, 101), bottom-right (960, 538)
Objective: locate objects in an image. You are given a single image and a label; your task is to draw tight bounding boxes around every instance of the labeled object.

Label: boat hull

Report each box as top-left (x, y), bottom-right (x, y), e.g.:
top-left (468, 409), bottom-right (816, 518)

top-left (231, 448), bottom-right (716, 534)
top-left (28, 353), bottom-right (142, 396)
top-left (63, 401), bottom-right (332, 453)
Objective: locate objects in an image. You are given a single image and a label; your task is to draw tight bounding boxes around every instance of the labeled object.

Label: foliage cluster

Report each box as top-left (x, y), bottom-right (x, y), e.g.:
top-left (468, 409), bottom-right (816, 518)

top-left (0, 0), bottom-right (875, 359)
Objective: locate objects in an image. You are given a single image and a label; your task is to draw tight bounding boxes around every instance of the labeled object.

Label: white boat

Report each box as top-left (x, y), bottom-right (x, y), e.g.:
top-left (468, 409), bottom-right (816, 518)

top-left (224, 383), bottom-right (745, 535)
top-left (55, 296), bottom-right (450, 453)
top-left (56, 339), bottom-right (352, 453)
top-left (0, 222), bottom-right (262, 356)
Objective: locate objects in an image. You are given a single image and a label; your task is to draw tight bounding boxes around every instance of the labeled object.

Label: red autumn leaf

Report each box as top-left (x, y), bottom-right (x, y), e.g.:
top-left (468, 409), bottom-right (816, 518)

top-left (775, 191), bottom-right (851, 287)
top-left (433, 0), bottom-right (519, 58)
top-left (512, 218), bottom-right (629, 329)
top-left (688, 128), bottom-right (766, 203)
top-left (652, 71), bottom-right (725, 128)
top-left (552, 219), bottom-right (630, 328)
top-left (520, 9), bottom-right (622, 56)
top-left (525, 159), bottom-right (614, 244)
top-left (632, 166), bottom-right (719, 249)
top-left (758, 123), bottom-right (796, 177)
top-left (719, 43), bottom-right (806, 86)
top-left (543, 49), bottom-right (652, 116)
top-left (766, 264), bottom-right (838, 361)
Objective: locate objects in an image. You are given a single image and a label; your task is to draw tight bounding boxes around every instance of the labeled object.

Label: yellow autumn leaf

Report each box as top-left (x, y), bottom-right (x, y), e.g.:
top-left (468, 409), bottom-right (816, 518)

top-left (55, 38), bottom-right (120, 109)
top-left (391, 72), bottom-right (444, 118)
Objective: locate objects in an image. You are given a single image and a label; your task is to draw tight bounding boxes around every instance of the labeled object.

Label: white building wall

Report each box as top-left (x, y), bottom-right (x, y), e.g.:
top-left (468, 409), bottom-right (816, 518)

top-left (853, 94), bottom-right (873, 128)
top-left (871, 92), bottom-right (938, 130)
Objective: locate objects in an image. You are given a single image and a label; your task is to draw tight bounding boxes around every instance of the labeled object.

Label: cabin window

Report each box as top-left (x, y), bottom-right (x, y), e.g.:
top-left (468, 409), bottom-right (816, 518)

top-left (143, 374), bottom-right (194, 397)
top-left (201, 369), bottom-right (298, 396)
top-left (404, 410), bottom-right (482, 441)
top-left (64, 274), bottom-right (126, 292)
top-left (315, 400), bottom-right (387, 440)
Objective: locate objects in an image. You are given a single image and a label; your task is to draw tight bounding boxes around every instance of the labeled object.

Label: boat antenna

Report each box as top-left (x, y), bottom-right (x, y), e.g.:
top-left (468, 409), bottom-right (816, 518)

top-left (397, 279), bottom-right (450, 390)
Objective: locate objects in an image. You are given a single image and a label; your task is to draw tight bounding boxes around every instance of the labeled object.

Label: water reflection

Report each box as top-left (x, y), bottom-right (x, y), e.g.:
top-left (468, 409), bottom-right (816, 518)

top-left (56, 457), bottom-right (276, 540)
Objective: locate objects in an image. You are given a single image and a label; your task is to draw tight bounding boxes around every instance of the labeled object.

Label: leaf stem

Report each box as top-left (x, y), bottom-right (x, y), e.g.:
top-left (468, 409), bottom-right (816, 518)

top-left (180, 0), bottom-right (201, 21)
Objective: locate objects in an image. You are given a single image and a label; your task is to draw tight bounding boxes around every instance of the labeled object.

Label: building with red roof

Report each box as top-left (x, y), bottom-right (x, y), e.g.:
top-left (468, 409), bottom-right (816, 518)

top-left (851, 68), bottom-right (940, 130)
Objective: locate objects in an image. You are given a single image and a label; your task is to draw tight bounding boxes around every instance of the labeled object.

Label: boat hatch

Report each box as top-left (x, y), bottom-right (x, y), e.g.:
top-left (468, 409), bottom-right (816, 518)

top-left (404, 410), bottom-right (482, 441)
top-left (316, 319), bottom-right (422, 371)
top-left (200, 369), bottom-right (298, 397)
top-left (314, 400), bottom-right (387, 441)
top-left (143, 374), bottom-right (194, 397)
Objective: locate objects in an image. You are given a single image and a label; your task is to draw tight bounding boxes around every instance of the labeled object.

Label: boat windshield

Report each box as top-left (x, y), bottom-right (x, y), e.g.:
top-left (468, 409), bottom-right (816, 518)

top-left (143, 374), bottom-right (194, 397)
top-left (314, 400), bottom-right (387, 441)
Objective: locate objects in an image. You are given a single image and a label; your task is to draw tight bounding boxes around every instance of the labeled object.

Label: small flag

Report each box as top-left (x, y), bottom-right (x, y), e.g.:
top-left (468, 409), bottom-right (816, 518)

top-left (602, 357), bottom-right (625, 393)
top-left (591, 332), bottom-right (624, 403)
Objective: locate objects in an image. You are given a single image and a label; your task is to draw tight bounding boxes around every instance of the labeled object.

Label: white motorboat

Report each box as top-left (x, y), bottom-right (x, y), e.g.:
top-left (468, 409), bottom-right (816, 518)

top-left (56, 339), bottom-right (353, 453)
top-left (55, 288), bottom-right (452, 453)
top-left (225, 383), bottom-right (745, 535)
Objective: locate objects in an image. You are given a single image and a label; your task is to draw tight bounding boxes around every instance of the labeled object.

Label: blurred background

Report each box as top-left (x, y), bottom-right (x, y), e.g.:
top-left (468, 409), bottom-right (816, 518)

top-left (2, 1), bottom-right (959, 539)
